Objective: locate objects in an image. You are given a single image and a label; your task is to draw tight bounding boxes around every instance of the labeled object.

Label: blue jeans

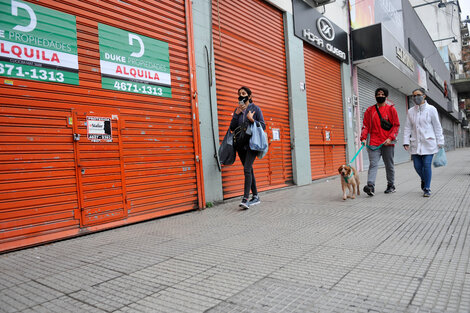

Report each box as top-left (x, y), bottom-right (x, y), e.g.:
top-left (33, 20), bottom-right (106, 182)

top-left (412, 154), bottom-right (433, 190)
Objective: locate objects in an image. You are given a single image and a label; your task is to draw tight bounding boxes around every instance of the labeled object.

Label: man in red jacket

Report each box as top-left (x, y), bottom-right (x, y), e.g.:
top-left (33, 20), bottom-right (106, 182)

top-left (360, 87), bottom-right (400, 196)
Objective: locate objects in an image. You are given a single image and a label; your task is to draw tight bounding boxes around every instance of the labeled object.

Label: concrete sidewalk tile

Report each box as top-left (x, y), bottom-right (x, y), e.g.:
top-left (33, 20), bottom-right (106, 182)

top-left (172, 267), bottom-right (261, 300)
top-left (67, 275), bottom-right (167, 311)
top-left (216, 251), bottom-right (290, 277)
top-left (130, 258), bottom-right (212, 286)
top-left (206, 277), bottom-right (324, 313)
top-left (249, 239), bottom-right (317, 259)
top-left (94, 249), bottom-right (169, 274)
top-left (0, 280), bottom-right (63, 313)
top-left (331, 268), bottom-right (420, 306)
top-left (35, 263), bottom-right (122, 294)
top-left (124, 287), bottom-right (220, 313)
top-left (410, 261), bottom-right (469, 312)
top-left (0, 271), bottom-right (30, 291)
top-left (303, 245), bottom-right (370, 268)
top-left (21, 295), bottom-right (106, 313)
top-left (173, 244), bottom-right (246, 267)
top-left (355, 253), bottom-right (430, 278)
top-left (269, 259), bottom-right (352, 289)
top-left (312, 289), bottom-right (413, 313)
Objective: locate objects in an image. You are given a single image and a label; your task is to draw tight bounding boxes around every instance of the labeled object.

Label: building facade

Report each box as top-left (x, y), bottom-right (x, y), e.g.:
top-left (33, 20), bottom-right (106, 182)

top-left (0, 0), bottom-right (464, 252)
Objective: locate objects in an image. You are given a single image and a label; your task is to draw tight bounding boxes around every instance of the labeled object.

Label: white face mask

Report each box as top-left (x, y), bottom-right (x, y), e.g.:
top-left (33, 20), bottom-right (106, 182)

top-left (413, 95), bottom-right (424, 105)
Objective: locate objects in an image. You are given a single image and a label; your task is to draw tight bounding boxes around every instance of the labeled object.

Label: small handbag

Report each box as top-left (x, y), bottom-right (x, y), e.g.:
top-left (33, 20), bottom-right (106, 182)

top-left (375, 105), bottom-right (393, 131)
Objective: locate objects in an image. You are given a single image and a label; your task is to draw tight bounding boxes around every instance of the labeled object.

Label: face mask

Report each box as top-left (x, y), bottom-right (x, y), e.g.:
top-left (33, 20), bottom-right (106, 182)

top-left (376, 96), bottom-right (386, 104)
top-left (238, 95), bottom-right (249, 103)
top-left (413, 95), bottom-right (424, 105)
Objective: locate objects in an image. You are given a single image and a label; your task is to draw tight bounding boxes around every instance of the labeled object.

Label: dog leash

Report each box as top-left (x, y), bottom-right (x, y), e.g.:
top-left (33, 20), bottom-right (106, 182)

top-left (349, 142), bottom-right (385, 164)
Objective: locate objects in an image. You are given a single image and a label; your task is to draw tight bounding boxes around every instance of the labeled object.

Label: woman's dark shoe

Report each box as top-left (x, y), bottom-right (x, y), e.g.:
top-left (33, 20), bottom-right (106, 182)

top-left (421, 180), bottom-right (425, 191)
top-left (248, 195), bottom-right (260, 206)
top-left (423, 189), bottom-right (431, 197)
top-left (239, 198), bottom-right (250, 209)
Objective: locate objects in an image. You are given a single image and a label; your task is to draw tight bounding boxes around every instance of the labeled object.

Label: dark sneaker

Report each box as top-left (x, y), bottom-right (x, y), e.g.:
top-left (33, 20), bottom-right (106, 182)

top-left (239, 198), bottom-right (250, 209)
top-left (421, 180), bottom-right (425, 191)
top-left (423, 189), bottom-right (431, 197)
top-left (384, 185), bottom-right (396, 194)
top-left (363, 184), bottom-right (375, 196)
top-left (248, 195), bottom-right (260, 206)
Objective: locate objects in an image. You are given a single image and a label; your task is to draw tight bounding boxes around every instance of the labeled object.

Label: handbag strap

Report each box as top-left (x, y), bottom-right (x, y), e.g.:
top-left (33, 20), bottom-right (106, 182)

top-left (375, 105), bottom-right (384, 120)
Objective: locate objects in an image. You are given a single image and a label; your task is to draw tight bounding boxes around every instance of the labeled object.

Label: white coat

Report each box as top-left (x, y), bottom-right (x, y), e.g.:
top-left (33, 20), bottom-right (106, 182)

top-left (403, 101), bottom-right (444, 155)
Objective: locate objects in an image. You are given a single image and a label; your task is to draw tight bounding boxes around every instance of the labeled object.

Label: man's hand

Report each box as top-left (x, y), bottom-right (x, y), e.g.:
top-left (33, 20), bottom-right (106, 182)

top-left (246, 110), bottom-right (255, 123)
top-left (403, 144), bottom-right (409, 151)
top-left (384, 138), bottom-right (392, 146)
top-left (361, 139), bottom-right (366, 146)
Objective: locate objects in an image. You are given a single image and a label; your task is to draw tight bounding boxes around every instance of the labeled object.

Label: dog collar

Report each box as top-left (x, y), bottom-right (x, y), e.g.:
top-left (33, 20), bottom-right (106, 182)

top-left (343, 171), bottom-right (353, 183)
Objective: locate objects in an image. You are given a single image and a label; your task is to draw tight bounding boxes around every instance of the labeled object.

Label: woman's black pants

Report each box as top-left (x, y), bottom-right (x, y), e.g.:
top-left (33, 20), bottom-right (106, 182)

top-left (237, 147), bottom-right (258, 199)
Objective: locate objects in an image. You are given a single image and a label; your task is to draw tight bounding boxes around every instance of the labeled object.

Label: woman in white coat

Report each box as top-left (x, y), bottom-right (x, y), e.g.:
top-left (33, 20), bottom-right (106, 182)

top-left (403, 88), bottom-right (444, 197)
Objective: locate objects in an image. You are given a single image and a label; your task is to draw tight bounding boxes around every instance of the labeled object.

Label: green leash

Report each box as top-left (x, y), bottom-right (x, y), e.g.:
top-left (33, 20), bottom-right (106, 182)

top-left (349, 142), bottom-right (385, 164)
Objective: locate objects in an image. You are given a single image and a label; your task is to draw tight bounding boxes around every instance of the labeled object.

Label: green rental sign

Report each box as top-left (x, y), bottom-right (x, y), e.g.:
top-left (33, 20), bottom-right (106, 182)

top-left (98, 23), bottom-right (171, 97)
top-left (0, 0), bottom-right (78, 84)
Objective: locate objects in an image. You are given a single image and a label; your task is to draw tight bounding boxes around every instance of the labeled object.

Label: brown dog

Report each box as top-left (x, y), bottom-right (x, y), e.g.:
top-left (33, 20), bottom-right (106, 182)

top-left (338, 165), bottom-right (360, 200)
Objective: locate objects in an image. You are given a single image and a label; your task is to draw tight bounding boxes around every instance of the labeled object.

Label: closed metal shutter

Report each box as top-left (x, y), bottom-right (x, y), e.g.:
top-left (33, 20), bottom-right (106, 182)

top-left (357, 68), bottom-right (409, 167)
top-left (212, 0), bottom-right (292, 199)
top-left (304, 44), bottom-right (346, 180)
top-left (0, 0), bottom-right (203, 251)
top-left (440, 115), bottom-right (455, 150)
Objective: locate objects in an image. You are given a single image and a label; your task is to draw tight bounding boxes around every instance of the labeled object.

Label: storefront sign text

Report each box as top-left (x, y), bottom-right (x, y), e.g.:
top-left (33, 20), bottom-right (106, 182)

top-left (396, 46), bottom-right (415, 72)
top-left (293, 0), bottom-right (348, 63)
top-left (0, 0), bottom-right (79, 84)
top-left (98, 24), bottom-right (171, 97)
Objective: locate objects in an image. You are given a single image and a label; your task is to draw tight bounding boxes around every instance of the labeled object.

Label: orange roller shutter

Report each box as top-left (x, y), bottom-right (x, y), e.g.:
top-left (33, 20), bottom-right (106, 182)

top-left (0, 0), bottom-right (202, 252)
top-left (304, 44), bottom-right (346, 180)
top-left (212, 0), bottom-right (292, 199)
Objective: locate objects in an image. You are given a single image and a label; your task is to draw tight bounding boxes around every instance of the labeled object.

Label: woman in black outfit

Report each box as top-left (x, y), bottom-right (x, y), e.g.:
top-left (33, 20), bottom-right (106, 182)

top-left (230, 87), bottom-right (265, 209)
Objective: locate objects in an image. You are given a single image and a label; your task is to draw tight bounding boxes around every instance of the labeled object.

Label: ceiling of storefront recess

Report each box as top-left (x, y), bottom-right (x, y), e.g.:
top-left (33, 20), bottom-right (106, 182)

top-left (355, 57), bottom-right (422, 96)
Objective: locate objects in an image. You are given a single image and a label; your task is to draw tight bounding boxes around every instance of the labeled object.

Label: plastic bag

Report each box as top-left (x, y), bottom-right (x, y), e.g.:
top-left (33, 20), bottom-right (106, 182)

top-left (257, 130), bottom-right (269, 159)
top-left (249, 122), bottom-right (268, 151)
top-left (433, 148), bottom-right (447, 167)
top-left (218, 129), bottom-right (236, 165)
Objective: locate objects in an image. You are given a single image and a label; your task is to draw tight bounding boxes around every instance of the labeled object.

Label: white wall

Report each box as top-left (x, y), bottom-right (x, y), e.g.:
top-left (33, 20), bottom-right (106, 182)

top-left (410, 0), bottom-right (462, 63)
top-left (266, 0), bottom-right (350, 33)
top-left (314, 0), bottom-right (350, 33)
top-left (267, 0), bottom-right (293, 13)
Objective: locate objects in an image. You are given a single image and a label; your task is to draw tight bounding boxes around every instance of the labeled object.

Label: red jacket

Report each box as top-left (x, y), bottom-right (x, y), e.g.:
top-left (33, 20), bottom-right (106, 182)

top-left (360, 104), bottom-right (400, 146)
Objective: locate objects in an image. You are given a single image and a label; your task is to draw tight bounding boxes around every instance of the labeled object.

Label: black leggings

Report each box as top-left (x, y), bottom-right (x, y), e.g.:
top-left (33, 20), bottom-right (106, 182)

top-left (237, 148), bottom-right (258, 199)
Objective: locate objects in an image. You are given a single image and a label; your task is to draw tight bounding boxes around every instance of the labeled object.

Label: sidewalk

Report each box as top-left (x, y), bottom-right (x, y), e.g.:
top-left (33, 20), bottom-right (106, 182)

top-left (1, 148), bottom-right (470, 313)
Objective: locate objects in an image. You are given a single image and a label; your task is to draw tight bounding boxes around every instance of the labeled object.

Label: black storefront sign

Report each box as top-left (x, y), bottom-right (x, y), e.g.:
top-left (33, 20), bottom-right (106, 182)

top-left (293, 0), bottom-right (348, 63)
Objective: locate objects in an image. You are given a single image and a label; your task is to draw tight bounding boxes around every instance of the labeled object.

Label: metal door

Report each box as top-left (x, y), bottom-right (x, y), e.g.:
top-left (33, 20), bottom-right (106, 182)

top-left (73, 110), bottom-right (127, 226)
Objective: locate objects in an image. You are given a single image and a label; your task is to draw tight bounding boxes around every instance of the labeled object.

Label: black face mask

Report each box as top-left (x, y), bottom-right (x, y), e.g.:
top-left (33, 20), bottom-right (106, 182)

top-left (238, 95), bottom-right (249, 103)
top-left (376, 96), bottom-right (386, 104)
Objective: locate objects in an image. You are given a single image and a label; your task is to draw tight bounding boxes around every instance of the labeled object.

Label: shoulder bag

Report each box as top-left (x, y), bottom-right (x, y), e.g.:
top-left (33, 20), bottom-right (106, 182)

top-left (375, 105), bottom-right (393, 131)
